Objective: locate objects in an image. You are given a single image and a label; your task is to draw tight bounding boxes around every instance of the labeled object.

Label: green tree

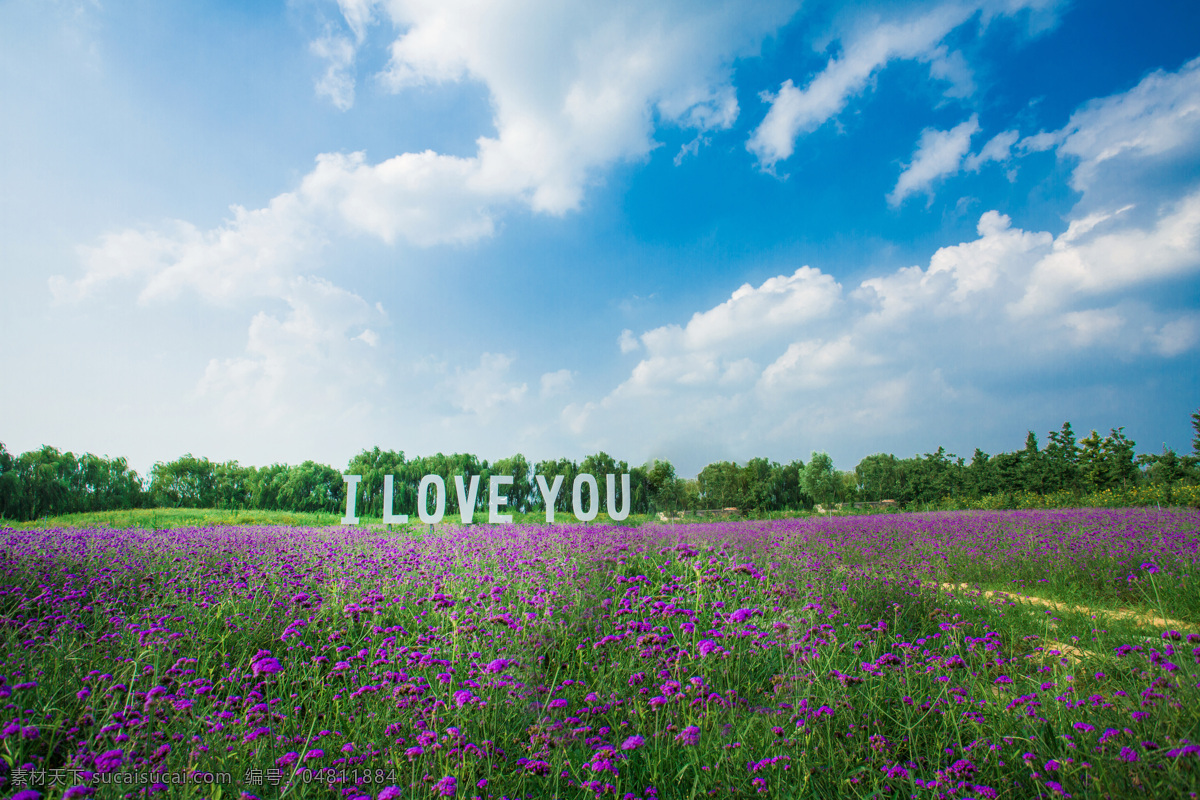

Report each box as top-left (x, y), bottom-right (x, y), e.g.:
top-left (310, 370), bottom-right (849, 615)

top-left (150, 454), bottom-right (219, 508)
top-left (0, 442), bottom-right (15, 519)
top-left (697, 461), bottom-right (747, 509)
top-left (14, 446), bottom-right (81, 519)
top-left (1019, 431), bottom-right (1047, 494)
top-left (640, 459), bottom-right (684, 513)
top-left (962, 448), bottom-right (996, 499)
top-left (533, 458), bottom-right (578, 514)
top-left (1138, 446), bottom-right (1186, 485)
top-left (855, 453), bottom-right (905, 502)
top-left (346, 448), bottom-right (408, 517)
top-left (279, 461), bottom-right (344, 513)
top-left (803, 452), bottom-right (841, 510)
top-left (493, 454), bottom-right (532, 512)
top-left (1044, 422), bottom-right (1082, 494)
top-left (1079, 428), bottom-right (1138, 491)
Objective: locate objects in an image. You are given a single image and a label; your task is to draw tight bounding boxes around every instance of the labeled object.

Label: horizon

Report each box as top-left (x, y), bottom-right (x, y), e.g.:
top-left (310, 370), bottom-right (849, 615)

top-left (3, 0), bottom-right (1198, 481)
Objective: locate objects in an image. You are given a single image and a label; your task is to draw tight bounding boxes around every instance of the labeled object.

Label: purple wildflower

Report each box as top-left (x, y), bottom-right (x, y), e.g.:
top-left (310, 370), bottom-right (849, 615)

top-left (94, 748), bottom-right (124, 774)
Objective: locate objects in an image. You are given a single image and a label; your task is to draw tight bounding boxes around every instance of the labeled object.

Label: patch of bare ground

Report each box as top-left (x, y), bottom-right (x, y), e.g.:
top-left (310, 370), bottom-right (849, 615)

top-left (934, 582), bottom-right (1197, 632)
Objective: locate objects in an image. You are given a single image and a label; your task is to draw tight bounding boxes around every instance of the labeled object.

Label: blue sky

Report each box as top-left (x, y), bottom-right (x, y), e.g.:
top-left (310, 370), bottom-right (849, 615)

top-left (2, 0), bottom-right (1198, 477)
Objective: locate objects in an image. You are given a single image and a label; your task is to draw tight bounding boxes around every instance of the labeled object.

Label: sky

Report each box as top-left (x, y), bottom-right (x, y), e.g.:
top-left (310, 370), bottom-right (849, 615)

top-left (2, 0), bottom-right (1198, 479)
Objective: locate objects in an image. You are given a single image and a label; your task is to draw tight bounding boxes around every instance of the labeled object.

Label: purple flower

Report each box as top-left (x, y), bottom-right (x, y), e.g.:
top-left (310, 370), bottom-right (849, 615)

top-left (1141, 563), bottom-right (1159, 574)
top-left (729, 607), bottom-right (756, 624)
top-left (13, 791), bottom-right (42, 800)
top-left (20, 726), bottom-right (39, 739)
top-left (697, 639), bottom-right (717, 656)
top-left (484, 658), bottom-right (510, 673)
top-left (94, 748), bottom-right (124, 774)
top-left (276, 751), bottom-right (299, 767)
top-left (453, 689), bottom-right (474, 708)
top-left (1118, 747), bottom-right (1139, 762)
top-left (377, 789), bottom-right (404, 800)
top-left (64, 788), bottom-right (96, 799)
top-left (304, 748), bottom-right (324, 760)
top-left (433, 775), bottom-right (457, 797)
top-left (675, 726), bottom-right (700, 746)
top-left (621, 735), bottom-right (644, 750)
top-left (252, 657), bottom-right (282, 676)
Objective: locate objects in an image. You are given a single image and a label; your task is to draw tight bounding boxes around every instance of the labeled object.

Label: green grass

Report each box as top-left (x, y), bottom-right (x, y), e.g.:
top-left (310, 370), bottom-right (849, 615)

top-left (8, 507), bottom-right (343, 529)
top-left (1, 511), bottom-right (1198, 799)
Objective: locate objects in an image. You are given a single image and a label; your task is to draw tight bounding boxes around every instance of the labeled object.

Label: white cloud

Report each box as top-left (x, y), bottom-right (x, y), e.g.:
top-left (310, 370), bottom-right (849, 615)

top-left (335, 0), bottom-right (376, 43)
top-left (55, 192), bottom-right (322, 305)
top-left (441, 353), bottom-right (528, 417)
top-left (52, 0), bottom-right (801, 383)
top-left (963, 129), bottom-right (1018, 171)
top-left (1056, 55), bottom-right (1200, 193)
top-left (52, 0), bottom-right (803, 305)
top-left (923, 45), bottom-right (975, 98)
top-left (746, 0), bottom-right (1055, 170)
top-left (311, 31), bottom-right (357, 111)
top-left (373, 0), bottom-right (795, 212)
top-left (618, 329), bottom-right (640, 353)
top-left (198, 276), bottom-right (387, 427)
top-left (539, 368), bottom-right (574, 398)
top-left (1013, 189), bottom-right (1200, 315)
top-left (888, 115), bottom-right (979, 206)
top-left (591, 176), bottom-right (1199, 467)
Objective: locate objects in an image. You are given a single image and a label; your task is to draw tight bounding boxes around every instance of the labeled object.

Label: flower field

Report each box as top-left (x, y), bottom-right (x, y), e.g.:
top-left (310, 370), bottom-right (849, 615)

top-left (1, 509), bottom-right (1198, 799)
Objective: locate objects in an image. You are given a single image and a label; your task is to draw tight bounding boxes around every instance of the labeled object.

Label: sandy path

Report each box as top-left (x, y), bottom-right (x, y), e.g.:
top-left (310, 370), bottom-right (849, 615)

top-left (935, 582), bottom-right (1196, 632)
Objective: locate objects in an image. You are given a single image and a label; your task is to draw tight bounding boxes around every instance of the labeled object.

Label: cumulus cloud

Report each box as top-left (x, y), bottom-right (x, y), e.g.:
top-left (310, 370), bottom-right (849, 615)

top-left (197, 276), bottom-right (388, 427)
top-left (588, 205), bottom-right (1198, 464)
top-left (746, 0), bottom-right (1057, 170)
top-left (888, 115), bottom-right (979, 206)
top-left (373, 0), bottom-right (794, 212)
top-left (540, 368), bottom-right (574, 398)
top-left (963, 129), bottom-right (1018, 171)
top-left (1056, 55), bottom-right (1200, 193)
top-left (311, 31), bottom-right (357, 111)
top-left (53, 0), bottom-right (799, 330)
top-left (441, 353), bottom-right (528, 417)
top-left (618, 329), bottom-right (640, 353)
top-left (1013, 190), bottom-right (1200, 315)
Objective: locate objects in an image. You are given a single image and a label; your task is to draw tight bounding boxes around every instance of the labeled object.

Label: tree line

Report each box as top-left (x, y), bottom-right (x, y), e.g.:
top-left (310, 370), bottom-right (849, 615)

top-left (2, 410), bottom-right (1198, 522)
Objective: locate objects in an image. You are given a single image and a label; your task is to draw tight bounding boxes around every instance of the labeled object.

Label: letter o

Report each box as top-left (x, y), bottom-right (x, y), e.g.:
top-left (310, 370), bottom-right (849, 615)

top-left (572, 473), bottom-right (598, 522)
top-left (418, 475), bottom-right (446, 524)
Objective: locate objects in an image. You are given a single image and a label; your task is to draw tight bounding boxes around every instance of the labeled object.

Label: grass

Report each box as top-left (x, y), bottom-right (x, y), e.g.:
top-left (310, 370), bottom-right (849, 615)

top-left (0, 508), bottom-right (1197, 799)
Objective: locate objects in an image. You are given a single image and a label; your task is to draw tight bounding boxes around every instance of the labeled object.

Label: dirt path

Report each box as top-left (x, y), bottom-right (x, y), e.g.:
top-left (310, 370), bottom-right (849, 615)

top-left (935, 582), bottom-right (1197, 632)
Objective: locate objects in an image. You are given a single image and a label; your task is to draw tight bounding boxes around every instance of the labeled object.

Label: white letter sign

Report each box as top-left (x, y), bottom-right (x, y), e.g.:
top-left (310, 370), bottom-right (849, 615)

top-left (535, 474), bottom-right (564, 523)
top-left (572, 473), bottom-right (598, 522)
top-left (489, 475), bottom-right (513, 524)
top-left (382, 475), bottom-right (409, 525)
top-left (454, 475), bottom-right (480, 524)
top-left (341, 474), bottom-right (362, 525)
top-left (417, 474), bottom-right (445, 524)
